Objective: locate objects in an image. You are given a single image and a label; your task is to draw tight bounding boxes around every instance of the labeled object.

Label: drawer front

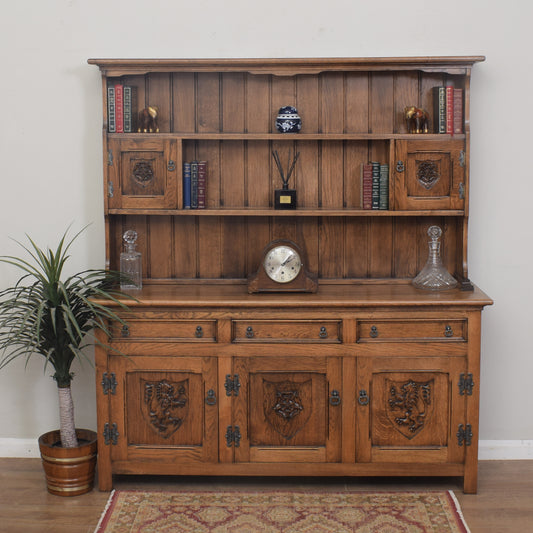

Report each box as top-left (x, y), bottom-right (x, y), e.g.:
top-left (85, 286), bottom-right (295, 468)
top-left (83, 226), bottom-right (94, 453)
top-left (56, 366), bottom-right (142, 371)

top-left (232, 320), bottom-right (341, 343)
top-left (115, 320), bottom-right (217, 342)
top-left (357, 319), bottom-right (466, 342)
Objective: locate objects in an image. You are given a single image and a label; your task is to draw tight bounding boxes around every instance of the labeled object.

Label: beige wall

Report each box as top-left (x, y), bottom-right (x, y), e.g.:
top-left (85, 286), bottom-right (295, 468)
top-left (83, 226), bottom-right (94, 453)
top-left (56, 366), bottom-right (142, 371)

top-left (0, 0), bottom-right (530, 453)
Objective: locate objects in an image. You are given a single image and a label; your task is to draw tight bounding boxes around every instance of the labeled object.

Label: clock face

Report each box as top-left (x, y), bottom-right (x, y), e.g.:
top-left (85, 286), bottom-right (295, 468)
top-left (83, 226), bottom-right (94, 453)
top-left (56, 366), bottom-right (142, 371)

top-left (263, 245), bottom-right (302, 283)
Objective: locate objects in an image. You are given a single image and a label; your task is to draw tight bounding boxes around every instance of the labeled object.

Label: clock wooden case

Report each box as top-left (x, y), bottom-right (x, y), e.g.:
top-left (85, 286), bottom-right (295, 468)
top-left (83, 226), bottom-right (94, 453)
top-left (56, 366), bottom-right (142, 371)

top-left (248, 239), bottom-right (318, 293)
top-left (89, 56), bottom-right (492, 494)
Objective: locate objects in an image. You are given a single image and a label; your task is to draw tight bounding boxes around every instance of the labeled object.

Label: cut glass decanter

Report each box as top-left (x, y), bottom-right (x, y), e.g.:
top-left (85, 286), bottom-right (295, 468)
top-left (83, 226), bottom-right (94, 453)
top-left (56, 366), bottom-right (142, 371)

top-left (120, 230), bottom-right (142, 290)
top-left (412, 226), bottom-right (457, 291)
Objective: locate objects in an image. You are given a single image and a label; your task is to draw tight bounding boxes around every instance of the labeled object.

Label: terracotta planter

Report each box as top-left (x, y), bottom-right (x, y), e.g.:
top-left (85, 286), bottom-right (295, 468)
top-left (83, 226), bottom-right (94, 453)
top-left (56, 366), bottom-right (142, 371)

top-left (38, 428), bottom-right (97, 497)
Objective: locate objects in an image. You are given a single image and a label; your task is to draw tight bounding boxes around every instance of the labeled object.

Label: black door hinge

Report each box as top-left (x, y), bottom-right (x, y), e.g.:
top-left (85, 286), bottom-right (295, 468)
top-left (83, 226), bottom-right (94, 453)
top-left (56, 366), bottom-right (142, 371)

top-left (101, 372), bottom-right (117, 395)
top-left (458, 373), bottom-right (474, 396)
top-left (103, 422), bottom-right (119, 445)
top-left (225, 425), bottom-right (241, 447)
top-left (225, 374), bottom-right (241, 396)
top-left (457, 423), bottom-right (473, 447)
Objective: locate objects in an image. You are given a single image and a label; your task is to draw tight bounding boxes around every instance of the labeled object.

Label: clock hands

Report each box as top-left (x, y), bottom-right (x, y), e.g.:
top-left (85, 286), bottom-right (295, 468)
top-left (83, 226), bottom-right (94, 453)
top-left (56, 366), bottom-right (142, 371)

top-left (281, 252), bottom-right (296, 267)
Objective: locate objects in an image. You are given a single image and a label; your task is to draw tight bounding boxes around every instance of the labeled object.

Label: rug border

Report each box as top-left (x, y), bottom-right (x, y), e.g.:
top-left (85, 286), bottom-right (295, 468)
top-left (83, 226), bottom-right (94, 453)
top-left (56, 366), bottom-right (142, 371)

top-left (94, 488), bottom-right (470, 533)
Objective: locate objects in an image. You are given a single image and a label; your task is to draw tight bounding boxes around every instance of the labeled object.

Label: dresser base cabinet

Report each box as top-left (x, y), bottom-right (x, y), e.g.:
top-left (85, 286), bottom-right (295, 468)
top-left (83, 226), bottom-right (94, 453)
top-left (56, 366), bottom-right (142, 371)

top-left (95, 284), bottom-right (491, 494)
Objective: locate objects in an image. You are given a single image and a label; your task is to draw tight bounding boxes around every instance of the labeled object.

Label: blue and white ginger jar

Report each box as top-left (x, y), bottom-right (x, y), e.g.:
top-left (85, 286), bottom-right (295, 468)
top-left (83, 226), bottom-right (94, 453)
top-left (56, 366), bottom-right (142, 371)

top-left (275, 106), bottom-right (302, 133)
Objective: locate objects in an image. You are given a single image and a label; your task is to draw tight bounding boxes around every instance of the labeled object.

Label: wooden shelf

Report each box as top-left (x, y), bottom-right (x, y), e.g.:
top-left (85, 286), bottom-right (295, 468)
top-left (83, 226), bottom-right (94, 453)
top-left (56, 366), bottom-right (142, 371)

top-left (107, 132), bottom-right (465, 141)
top-left (107, 207), bottom-right (465, 217)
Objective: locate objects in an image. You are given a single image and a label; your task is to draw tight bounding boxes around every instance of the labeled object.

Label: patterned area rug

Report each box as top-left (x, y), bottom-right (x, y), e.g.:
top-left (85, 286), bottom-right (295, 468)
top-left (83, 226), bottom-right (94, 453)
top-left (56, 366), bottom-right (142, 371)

top-left (95, 489), bottom-right (470, 532)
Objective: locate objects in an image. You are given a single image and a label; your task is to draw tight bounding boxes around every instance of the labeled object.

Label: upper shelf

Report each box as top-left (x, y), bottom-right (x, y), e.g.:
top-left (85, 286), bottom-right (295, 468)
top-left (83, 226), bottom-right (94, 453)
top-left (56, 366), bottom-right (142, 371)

top-left (88, 56), bottom-right (486, 76)
top-left (107, 133), bottom-right (465, 141)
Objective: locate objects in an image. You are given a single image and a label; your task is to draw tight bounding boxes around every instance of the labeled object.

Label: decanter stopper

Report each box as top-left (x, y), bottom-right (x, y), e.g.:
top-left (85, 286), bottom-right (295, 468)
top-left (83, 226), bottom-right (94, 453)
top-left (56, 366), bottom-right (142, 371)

top-left (412, 226), bottom-right (457, 291)
top-left (120, 230), bottom-right (142, 290)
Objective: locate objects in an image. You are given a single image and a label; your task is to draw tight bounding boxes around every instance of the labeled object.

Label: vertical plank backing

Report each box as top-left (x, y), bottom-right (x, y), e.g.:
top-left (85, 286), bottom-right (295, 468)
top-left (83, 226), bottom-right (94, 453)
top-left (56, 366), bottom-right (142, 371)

top-left (345, 218), bottom-right (370, 278)
top-left (393, 218), bottom-right (419, 279)
top-left (173, 215), bottom-right (197, 278)
top-left (172, 73), bottom-right (195, 133)
top-left (394, 71), bottom-right (419, 133)
top-left (146, 74), bottom-right (171, 133)
top-left (370, 73), bottom-right (394, 133)
top-left (197, 73), bottom-right (221, 132)
top-left (345, 73), bottom-right (369, 134)
top-left (148, 216), bottom-right (173, 279)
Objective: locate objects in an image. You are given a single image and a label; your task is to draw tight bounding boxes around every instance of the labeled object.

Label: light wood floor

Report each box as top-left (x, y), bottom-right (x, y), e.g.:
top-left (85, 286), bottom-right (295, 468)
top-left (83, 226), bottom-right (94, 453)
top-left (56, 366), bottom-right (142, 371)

top-left (0, 459), bottom-right (531, 532)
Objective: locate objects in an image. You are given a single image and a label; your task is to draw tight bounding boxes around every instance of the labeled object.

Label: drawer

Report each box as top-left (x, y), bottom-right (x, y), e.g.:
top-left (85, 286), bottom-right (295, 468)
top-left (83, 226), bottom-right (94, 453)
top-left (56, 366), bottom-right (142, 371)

top-left (114, 320), bottom-right (217, 342)
top-left (357, 319), bottom-right (466, 342)
top-left (232, 320), bottom-right (341, 343)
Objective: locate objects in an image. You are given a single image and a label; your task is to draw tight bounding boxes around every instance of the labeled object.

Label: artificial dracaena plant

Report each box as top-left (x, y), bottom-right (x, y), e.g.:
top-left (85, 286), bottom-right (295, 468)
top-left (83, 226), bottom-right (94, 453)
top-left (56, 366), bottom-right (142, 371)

top-left (0, 227), bottom-right (130, 447)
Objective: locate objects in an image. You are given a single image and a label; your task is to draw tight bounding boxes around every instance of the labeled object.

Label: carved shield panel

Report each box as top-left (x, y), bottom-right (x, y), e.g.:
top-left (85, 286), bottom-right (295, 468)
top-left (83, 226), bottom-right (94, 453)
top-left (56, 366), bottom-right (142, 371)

top-left (386, 378), bottom-right (434, 440)
top-left (141, 378), bottom-right (188, 439)
top-left (263, 379), bottom-right (312, 440)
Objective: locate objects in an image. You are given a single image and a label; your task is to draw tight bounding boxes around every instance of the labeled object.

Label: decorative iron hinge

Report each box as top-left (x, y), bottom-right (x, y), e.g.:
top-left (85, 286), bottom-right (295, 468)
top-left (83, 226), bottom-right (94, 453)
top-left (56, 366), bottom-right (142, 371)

top-left (108, 180), bottom-right (114, 198)
top-left (457, 423), bottom-right (473, 447)
top-left (459, 182), bottom-right (465, 200)
top-left (225, 425), bottom-right (241, 447)
top-left (108, 150), bottom-right (114, 166)
top-left (459, 150), bottom-right (466, 167)
top-left (458, 373), bottom-right (474, 396)
top-left (103, 422), bottom-right (119, 445)
top-left (225, 374), bottom-right (241, 396)
top-left (101, 372), bottom-right (117, 395)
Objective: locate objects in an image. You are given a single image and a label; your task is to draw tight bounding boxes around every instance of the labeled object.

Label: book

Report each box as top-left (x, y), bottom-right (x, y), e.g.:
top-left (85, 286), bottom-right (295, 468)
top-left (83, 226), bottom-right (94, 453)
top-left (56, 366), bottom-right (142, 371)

top-left (432, 86), bottom-right (446, 134)
top-left (114, 84), bottom-right (124, 133)
top-left (197, 161), bottom-right (207, 209)
top-left (190, 161), bottom-right (199, 209)
top-left (446, 86), bottom-right (454, 134)
top-left (379, 163), bottom-right (389, 210)
top-left (453, 88), bottom-right (463, 134)
top-left (123, 86), bottom-right (137, 133)
top-left (182, 162), bottom-right (191, 209)
top-left (361, 163), bottom-right (373, 210)
top-left (107, 86), bottom-right (116, 133)
top-left (371, 161), bottom-right (380, 210)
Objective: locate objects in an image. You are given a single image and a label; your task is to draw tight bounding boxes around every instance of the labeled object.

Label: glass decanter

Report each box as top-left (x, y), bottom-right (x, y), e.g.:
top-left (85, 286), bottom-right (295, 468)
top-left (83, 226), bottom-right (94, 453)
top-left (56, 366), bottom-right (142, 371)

top-left (412, 226), bottom-right (457, 291)
top-left (120, 230), bottom-right (142, 290)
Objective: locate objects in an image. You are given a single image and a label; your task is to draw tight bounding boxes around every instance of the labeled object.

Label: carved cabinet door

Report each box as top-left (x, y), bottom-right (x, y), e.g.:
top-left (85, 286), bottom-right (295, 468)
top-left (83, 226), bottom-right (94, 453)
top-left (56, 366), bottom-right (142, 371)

top-left (356, 356), bottom-right (466, 465)
top-left (107, 354), bottom-right (218, 464)
top-left (107, 138), bottom-right (179, 209)
top-left (232, 356), bottom-right (342, 463)
top-left (393, 139), bottom-right (465, 210)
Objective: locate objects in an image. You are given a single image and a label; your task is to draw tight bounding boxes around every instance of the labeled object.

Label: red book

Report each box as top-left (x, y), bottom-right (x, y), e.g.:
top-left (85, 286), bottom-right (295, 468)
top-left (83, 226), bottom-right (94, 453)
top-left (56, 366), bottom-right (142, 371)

top-left (453, 88), bottom-right (463, 134)
top-left (445, 86), bottom-right (454, 134)
top-left (114, 84), bottom-right (124, 133)
top-left (362, 163), bottom-right (373, 210)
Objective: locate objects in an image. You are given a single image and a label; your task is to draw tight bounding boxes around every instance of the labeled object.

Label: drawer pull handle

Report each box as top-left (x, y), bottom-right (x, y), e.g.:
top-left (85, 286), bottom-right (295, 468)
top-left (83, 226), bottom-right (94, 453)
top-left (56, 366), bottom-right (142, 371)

top-left (444, 325), bottom-right (454, 337)
top-left (195, 325), bottom-right (204, 338)
top-left (121, 325), bottom-right (130, 338)
top-left (370, 326), bottom-right (378, 338)
top-left (319, 326), bottom-right (328, 339)
top-left (205, 389), bottom-right (216, 406)
top-left (246, 326), bottom-right (254, 338)
top-left (358, 390), bottom-right (369, 406)
top-left (329, 390), bottom-right (341, 406)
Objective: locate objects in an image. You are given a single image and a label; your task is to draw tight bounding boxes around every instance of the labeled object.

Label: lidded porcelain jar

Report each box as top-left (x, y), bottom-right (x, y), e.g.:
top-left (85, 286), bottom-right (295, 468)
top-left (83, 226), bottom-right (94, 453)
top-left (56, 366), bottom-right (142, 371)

top-left (275, 106), bottom-right (302, 133)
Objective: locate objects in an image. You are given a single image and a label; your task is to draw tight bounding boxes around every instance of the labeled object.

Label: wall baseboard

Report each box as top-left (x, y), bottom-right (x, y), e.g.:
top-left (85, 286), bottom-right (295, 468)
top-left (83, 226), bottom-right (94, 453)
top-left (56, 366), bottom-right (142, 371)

top-left (1, 438), bottom-right (532, 460)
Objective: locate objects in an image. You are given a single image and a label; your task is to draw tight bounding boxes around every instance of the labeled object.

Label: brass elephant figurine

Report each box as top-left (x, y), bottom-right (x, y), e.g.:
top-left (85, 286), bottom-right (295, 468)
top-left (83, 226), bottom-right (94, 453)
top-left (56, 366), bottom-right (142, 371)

top-left (404, 106), bottom-right (429, 134)
top-left (138, 106), bottom-right (160, 133)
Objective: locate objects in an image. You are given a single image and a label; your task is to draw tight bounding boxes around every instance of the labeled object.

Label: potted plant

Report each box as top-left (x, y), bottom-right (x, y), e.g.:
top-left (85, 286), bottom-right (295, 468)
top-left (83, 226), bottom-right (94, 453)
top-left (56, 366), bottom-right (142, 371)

top-left (0, 226), bottom-right (130, 496)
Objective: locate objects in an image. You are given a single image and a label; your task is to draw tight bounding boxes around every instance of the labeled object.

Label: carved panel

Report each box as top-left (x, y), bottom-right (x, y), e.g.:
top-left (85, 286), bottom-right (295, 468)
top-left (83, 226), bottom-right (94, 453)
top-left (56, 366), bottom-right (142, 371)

top-left (386, 378), bottom-right (433, 439)
top-left (416, 160), bottom-right (440, 189)
top-left (132, 160), bottom-right (155, 188)
top-left (141, 378), bottom-right (188, 438)
top-left (263, 379), bottom-right (312, 440)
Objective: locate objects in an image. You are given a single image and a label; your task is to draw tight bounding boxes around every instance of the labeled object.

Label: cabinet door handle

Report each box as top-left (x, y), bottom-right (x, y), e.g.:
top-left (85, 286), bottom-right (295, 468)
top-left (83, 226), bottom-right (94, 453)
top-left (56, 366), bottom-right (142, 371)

top-left (246, 326), bottom-right (254, 338)
top-left (319, 326), bottom-right (328, 339)
top-left (358, 390), bottom-right (369, 406)
top-left (195, 325), bottom-right (204, 338)
top-left (167, 160), bottom-right (176, 171)
top-left (205, 389), bottom-right (216, 406)
top-left (396, 160), bottom-right (405, 173)
top-left (329, 390), bottom-right (341, 406)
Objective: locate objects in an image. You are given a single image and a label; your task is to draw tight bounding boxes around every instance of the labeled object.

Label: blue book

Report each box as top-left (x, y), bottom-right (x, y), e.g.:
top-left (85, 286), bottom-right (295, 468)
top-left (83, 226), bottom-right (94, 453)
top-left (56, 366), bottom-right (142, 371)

top-left (183, 162), bottom-right (191, 209)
